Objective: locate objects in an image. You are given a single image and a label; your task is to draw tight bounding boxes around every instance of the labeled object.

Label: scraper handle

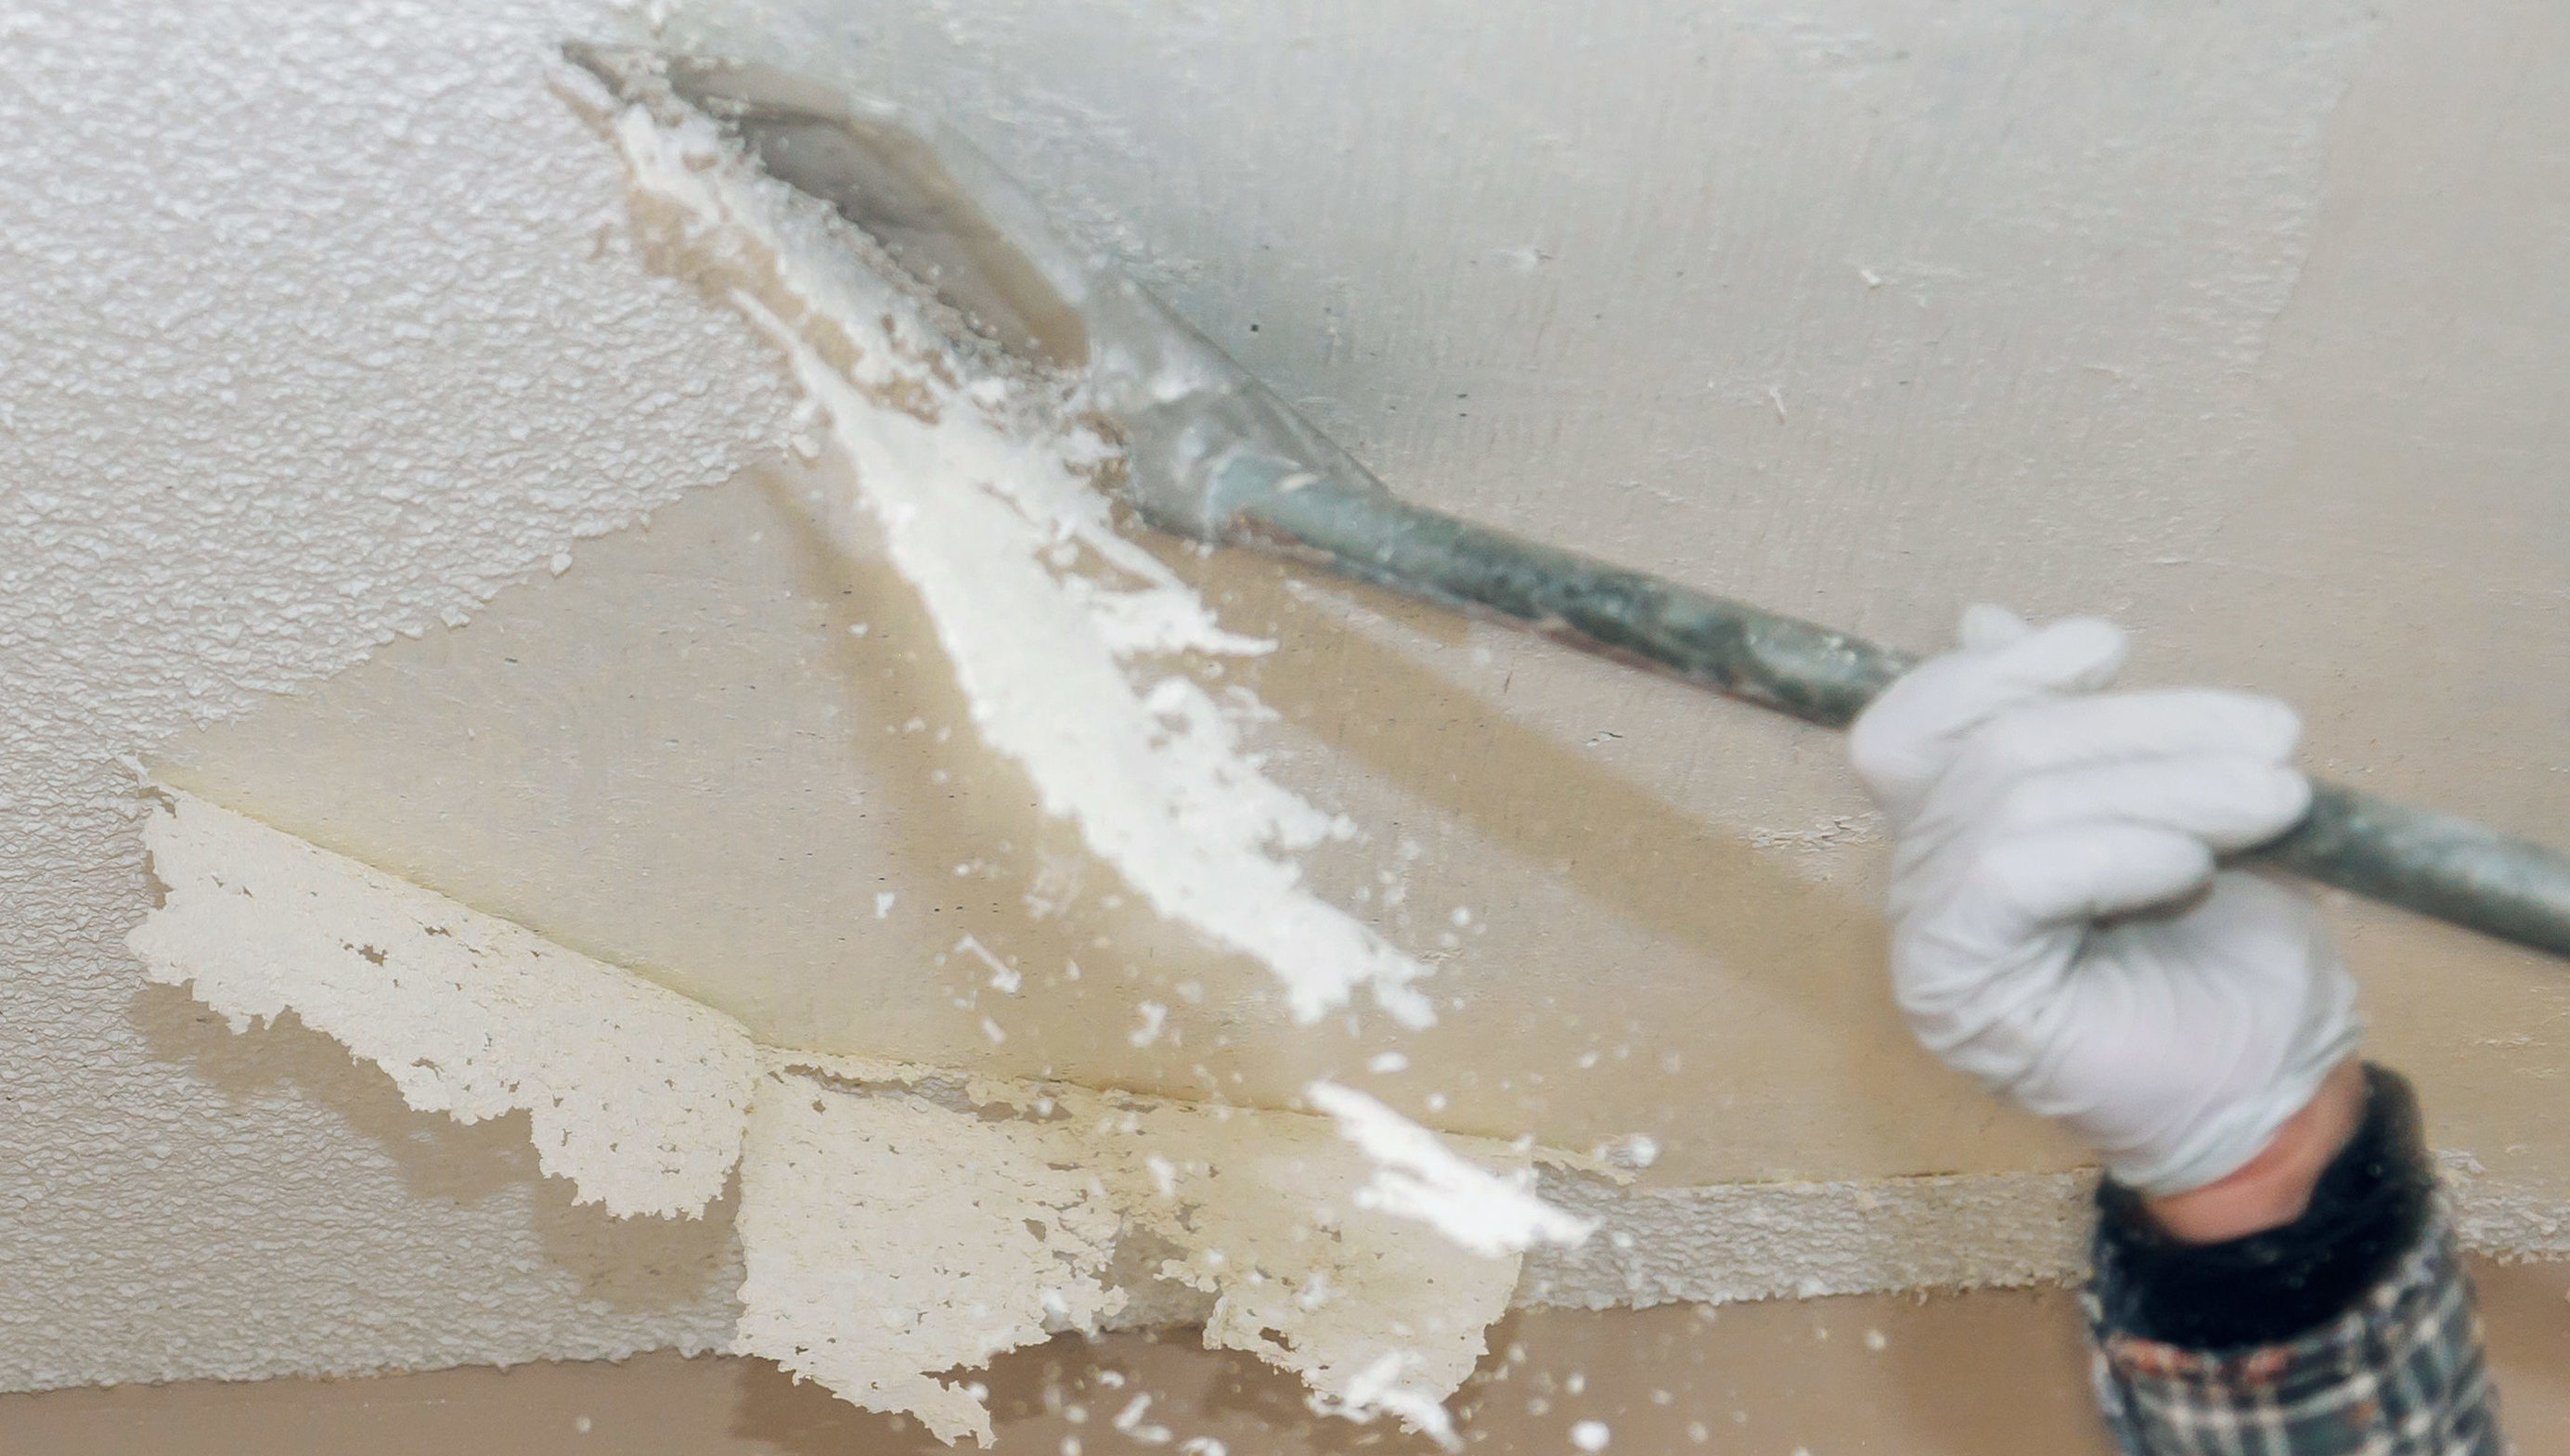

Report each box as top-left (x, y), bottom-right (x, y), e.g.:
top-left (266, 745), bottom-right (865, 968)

top-left (1231, 470), bottom-right (2570, 962)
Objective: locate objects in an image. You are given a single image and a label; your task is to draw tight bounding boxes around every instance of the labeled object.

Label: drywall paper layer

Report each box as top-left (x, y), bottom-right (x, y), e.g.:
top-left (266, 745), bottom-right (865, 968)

top-left (155, 449), bottom-right (2096, 1191)
top-left (129, 792), bottom-right (760, 1219)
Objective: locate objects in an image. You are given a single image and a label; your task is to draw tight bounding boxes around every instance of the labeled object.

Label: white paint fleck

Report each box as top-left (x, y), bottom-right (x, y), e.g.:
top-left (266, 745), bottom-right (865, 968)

top-left (1570, 1419), bottom-right (1611, 1450)
top-left (1130, 1001), bottom-right (1170, 1049)
top-left (1306, 1081), bottom-right (1593, 1257)
top-left (956, 934), bottom-right (1020, 992)
top-left (1112, 1393), bottom-right (1173, 1443)
top-left (1591, 1134), bottom-right (1659, 1170)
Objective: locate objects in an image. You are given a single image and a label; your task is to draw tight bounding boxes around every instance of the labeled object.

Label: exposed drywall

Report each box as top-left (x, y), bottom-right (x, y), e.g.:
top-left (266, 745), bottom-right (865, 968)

top-left (587, 81), bottom-right (1438, 1030)
top-left (10, 0), bottom-right (2570, 1409)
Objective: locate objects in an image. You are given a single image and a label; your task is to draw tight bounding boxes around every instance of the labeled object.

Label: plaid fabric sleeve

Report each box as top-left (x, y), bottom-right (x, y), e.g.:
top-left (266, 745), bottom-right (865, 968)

top-left (2084, 1205), bottom-right (2502, 1454)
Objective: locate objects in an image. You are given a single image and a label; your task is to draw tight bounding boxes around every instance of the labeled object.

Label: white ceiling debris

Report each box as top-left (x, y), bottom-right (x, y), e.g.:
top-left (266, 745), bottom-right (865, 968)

top-left (584, 82), bottom-right (1440, 1028)
top-left (732, 1063), bottom-right (1128, 1445)
top-left (131, 792), bottom-right (760, 1220)
top-left (127, 791), bottom-right (1549, 1441)
top-left (1307, 1080), bottom-right (1596, 1257)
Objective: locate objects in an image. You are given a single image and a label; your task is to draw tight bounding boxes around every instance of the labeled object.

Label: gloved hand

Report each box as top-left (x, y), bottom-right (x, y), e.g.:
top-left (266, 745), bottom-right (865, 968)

top-left (1849, 605), bottom-right (2362, 1196)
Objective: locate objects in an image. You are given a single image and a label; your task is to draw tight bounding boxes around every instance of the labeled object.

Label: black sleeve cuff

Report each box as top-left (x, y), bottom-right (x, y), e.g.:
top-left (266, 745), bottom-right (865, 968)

top-left (2089, 1063), bottom-right (2437, 1350)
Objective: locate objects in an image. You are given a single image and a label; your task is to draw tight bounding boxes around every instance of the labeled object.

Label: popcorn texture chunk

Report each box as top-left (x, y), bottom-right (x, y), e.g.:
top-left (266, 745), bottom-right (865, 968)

top-left (128, 792), bottom-right (760, 1220)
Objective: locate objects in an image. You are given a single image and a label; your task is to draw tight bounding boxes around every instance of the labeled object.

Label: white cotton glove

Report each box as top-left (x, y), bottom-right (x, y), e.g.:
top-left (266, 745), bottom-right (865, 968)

top-left (1849, 605), bottom-right (2363, 1196)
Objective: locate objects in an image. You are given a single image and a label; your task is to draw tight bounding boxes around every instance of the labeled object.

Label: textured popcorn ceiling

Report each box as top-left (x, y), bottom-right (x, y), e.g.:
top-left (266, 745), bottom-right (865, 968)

top-left (1, 0), bottom-right (784, 1390)
top-left (10, 0), bottom-right (2570, 1403)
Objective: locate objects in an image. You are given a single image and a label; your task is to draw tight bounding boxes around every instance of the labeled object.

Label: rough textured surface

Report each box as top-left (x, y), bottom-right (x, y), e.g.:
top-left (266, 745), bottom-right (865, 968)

top-left (1523, 1170), bottom-right (2095, 1310)
top-left (130, 792), bottom-right (761, 1218)
top-left (0, 0), bottom-right (782, 1392)
top-left (731, 1065), bottom-right (1127, 1445)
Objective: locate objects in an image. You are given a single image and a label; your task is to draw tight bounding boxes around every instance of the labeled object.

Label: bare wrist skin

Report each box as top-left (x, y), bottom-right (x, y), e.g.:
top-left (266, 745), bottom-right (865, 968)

top-left (2140, 1059), bottom-right (2368, 1244)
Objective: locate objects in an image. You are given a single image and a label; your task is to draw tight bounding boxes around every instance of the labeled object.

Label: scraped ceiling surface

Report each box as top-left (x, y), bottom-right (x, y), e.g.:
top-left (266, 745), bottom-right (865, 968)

top-left (9, 0), bottom-right (2570, 1395)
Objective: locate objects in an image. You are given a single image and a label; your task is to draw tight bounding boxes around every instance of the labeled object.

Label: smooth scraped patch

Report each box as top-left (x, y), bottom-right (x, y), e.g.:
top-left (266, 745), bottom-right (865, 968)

top-left (126, 791), bottom-right (759, 1219)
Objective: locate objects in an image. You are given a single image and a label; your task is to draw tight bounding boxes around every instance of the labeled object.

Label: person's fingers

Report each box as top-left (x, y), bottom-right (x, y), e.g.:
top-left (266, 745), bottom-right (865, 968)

top-left (1980, 757), bottom-right (2312, 851)
top-left (1909, 689), bottom-right (2305, 832)
top-left (1956, 611), bottom-right (2128, 695)
top-left (1850, 613), bottom-right (2128, 804)
top-left (1953, 689), bottom-right (2303, 782)
top-left (1957, 602), bottom-right (2034, 651)
top-left (2174, 872), bottom-right (2345, 979)
top-left (1946, 822), bottom-right (2216, 933)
